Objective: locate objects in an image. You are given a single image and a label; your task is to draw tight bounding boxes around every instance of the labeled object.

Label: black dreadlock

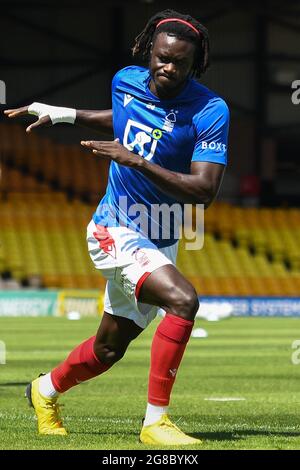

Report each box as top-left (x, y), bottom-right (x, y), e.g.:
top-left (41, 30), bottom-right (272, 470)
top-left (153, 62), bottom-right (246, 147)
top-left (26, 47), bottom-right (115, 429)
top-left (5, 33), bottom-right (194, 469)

top-left (132, 9), bottom-right (210, 78)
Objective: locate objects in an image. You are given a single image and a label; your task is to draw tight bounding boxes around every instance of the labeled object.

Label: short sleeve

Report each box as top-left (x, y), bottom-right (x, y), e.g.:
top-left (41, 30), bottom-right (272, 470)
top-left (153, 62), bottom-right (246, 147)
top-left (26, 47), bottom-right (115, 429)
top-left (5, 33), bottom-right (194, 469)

top-left (111, 66), bottom-right (142, 93)
top-left (192, 98), bottom-right (229, 166)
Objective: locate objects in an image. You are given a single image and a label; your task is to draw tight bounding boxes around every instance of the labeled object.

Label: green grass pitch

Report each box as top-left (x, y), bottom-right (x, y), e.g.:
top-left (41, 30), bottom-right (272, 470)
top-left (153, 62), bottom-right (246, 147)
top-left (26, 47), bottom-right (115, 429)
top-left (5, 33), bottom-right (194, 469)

top-left (0, 316), bottom-right (300, 450)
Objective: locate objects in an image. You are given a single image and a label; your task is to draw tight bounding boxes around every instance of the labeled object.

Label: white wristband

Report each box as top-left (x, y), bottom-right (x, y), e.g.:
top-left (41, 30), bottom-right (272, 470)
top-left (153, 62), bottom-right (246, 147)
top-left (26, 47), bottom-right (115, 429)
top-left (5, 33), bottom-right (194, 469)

top-left (28, 102), bottom-right (76, 125)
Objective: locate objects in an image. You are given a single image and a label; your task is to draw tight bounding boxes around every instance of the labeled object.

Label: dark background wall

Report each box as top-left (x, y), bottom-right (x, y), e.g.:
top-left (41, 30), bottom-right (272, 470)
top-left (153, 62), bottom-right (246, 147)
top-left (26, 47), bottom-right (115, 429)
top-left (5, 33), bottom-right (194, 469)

top-left (1, 0), bottom-right (300, 204)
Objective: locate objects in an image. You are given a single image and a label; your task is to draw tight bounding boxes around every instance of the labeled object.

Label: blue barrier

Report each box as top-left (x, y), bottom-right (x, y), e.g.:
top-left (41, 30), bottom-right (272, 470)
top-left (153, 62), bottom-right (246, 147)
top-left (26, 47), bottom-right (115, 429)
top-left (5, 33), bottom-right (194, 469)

top-left (198, 296), bottom-right (300, 317)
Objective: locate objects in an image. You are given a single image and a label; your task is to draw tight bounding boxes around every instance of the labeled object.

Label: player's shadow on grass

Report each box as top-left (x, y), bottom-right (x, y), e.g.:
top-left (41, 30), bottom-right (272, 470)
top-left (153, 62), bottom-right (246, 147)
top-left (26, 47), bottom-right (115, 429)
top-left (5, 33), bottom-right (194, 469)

top-left (190, 429), bottom-right (300, 441)
top-left (67, 427), bottom-right (300, 440)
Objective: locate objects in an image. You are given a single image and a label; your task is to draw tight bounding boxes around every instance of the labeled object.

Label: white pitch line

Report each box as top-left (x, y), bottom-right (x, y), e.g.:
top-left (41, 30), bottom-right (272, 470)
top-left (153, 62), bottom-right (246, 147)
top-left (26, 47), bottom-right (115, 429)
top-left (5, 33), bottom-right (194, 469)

top-left (204, 397), bottom-right (246, 402)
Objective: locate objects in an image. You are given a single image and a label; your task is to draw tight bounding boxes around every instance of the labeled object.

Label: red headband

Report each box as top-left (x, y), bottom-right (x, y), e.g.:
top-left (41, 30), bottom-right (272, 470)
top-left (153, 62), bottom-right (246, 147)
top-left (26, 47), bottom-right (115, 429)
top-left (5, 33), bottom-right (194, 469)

top-left (156, 18), bottom-right (200, 36)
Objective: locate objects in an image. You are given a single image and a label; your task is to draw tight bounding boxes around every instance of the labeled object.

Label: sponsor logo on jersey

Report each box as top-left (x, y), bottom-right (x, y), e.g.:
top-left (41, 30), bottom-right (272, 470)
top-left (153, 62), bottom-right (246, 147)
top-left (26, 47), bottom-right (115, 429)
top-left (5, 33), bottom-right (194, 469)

top-left (152, 128), bottom-right (162, 140)
top-left (201, 141), bottom-right (227, 152)
top-left (123, 119), bottom-right (161, 160)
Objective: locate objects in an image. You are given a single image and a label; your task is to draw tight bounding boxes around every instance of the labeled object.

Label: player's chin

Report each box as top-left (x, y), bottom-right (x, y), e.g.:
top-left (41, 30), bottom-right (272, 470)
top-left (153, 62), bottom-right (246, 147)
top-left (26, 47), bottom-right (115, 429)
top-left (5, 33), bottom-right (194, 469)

top-left (155, 76), bottom-right (179, 91)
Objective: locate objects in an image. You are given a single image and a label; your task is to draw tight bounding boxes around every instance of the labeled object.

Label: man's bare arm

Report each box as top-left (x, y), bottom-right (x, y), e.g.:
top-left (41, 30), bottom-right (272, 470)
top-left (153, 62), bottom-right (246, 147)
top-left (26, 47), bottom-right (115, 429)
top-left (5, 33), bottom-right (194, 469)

top-left (81, 139), bottom-right (225, 208)
top-left (75, 109), bottom-right (113, 134)
top-left (4, 104), bottom-right (113, 134)
top-left (136, 160), bottom-right (225, 208)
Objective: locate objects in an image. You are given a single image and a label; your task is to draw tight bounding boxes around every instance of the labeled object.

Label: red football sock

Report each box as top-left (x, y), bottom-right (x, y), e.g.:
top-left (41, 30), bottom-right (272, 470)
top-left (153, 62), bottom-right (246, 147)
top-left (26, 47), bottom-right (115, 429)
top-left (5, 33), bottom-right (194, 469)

top-left (51, 336), bottom-right (111, 393)
top-left (148, 313), bottom-right (194, 406)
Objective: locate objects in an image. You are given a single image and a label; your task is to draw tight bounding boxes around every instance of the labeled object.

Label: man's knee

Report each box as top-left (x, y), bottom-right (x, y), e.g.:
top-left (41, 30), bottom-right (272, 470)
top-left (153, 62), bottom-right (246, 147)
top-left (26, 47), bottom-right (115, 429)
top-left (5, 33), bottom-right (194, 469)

top-left (166, 284), bottom-right (199, 320)
top-left (93, 342), bottom-right (126, 366)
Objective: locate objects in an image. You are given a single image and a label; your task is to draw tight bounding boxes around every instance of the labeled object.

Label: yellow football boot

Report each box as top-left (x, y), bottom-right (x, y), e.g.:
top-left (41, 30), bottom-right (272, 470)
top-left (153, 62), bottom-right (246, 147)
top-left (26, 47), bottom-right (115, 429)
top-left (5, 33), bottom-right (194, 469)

top-left (140, 414), bottom-right (202, 446)
top-left (25, 377), bottom-right (67, 436)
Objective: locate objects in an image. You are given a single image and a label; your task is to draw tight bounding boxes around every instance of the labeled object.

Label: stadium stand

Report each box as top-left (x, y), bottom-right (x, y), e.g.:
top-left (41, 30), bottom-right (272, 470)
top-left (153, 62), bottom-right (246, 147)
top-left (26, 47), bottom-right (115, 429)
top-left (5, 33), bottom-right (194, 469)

top-left (177, 203), bottom-right (300, 296)
top-left (1, 123), bottom-right (300, 296)
top-left (0, 122), bottom-right (108, 203)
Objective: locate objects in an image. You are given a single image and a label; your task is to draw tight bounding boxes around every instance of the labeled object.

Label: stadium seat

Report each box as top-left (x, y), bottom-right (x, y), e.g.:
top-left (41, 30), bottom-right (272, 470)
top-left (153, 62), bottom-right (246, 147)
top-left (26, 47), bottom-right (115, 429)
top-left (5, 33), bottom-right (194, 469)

top-left (1, 127), bottom-right (300, 297)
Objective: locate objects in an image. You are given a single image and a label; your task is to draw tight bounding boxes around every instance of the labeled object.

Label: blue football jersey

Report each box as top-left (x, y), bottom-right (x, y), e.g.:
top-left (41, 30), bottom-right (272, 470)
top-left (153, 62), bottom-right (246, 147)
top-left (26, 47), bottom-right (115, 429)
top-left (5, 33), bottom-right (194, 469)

top-left (93, 66), bottom-right (229, 247)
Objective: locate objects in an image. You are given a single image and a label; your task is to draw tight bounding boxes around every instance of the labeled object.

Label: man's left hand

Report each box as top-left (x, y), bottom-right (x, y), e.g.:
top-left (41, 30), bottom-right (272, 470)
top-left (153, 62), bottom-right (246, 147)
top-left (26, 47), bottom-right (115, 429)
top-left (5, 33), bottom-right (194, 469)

top-left (81, 139), bottom-right (141, 168)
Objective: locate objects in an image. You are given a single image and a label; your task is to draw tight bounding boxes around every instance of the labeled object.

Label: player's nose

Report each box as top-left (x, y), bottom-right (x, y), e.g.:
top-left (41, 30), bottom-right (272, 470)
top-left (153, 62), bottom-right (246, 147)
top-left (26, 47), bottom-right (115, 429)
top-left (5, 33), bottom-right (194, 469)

top-left (162, 63), bottom-right (176, 76)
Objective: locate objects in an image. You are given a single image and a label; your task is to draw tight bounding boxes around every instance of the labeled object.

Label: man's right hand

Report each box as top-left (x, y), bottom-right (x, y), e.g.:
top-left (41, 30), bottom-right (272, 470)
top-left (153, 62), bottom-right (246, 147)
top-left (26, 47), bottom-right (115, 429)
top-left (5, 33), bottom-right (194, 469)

top-left (4, 102), bottom-right (76, 132)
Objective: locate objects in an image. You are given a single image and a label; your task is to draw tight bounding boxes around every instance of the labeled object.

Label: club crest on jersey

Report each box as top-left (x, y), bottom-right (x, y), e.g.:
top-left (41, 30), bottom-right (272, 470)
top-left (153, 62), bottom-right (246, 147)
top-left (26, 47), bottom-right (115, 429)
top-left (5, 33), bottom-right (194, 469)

top-left (124, 93), bottom-right (134, 107)
top-left (123, 119), bottom-right (162, 160)
top-left (162, 109), bottom-right (178, 133)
